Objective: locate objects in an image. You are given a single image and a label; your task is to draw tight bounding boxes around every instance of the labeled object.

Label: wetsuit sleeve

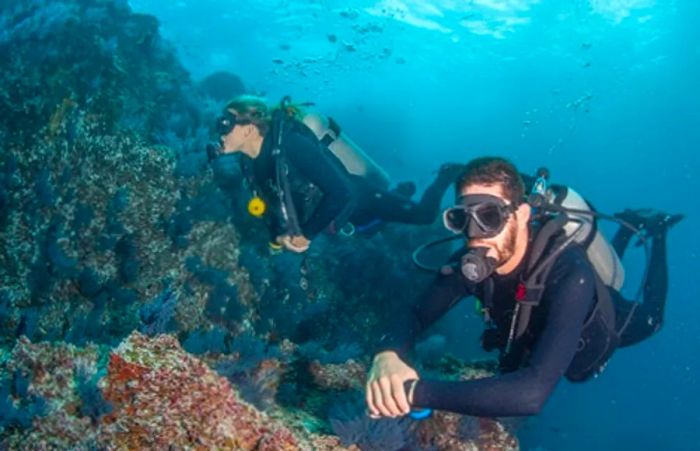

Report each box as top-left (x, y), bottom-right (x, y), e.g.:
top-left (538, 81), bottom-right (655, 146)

top-left (375, 269), bottom-right (474, 360)
top-left (284, 132), bottom-right (356, 239)
top-left (412, 246), bottom-right (596, 416)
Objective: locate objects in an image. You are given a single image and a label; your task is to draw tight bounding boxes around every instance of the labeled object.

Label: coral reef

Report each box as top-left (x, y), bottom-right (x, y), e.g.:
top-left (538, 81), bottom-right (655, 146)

top-left (0, 0), bottom-right (206, 152)
top-left (0, 0), bottom-right (259, 349)
top-left (0, 333), bottom-right (518, 450)
top-left (0, 337), bottom-right (104, 448)
top-left (0, 1), bottom-right (523, 449)
top-left (308, 359), bottom-right (366, 391)
top-left (99, 332), bottom-right (298, 449)
top-left (409, 412), bottom-right (519, 451)
top-left (328, 394), bottom-right (413, 450)
top-left (0, 332), bottom-right (300, 449)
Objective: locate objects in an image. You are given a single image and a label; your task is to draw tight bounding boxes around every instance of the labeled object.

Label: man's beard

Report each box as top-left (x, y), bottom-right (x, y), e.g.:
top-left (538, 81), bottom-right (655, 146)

top-left (467, 216), bottom-right (518, 266)
top-left (494, 218), bottom-right (518, 266)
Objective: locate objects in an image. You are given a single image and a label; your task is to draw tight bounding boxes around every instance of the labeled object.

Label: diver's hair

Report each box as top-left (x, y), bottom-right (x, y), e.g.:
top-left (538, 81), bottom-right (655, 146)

top-left (225, 95), bottom-right (308, 135)
top-left (225, 95), bottom-right (272, 135)
top-left (456, 157), bottom-right (525, 205)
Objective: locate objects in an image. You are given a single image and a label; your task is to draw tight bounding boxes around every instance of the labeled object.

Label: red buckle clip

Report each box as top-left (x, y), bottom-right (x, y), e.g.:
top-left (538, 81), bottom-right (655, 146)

top-left (515, 282), bottom-right (527, 302)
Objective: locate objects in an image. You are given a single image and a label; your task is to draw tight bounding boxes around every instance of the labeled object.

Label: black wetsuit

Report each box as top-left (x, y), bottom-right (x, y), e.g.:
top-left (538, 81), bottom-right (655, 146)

top-left (248, 120), bottom-right (452, 239)
top-left (379, 244), bottom-right (597, 416)
top-left (250, 120), bottom-right (356, 239)
top-left (349, 177), bottom-right (452, 229)
top-left (377, 226), bottom-right (669, 417)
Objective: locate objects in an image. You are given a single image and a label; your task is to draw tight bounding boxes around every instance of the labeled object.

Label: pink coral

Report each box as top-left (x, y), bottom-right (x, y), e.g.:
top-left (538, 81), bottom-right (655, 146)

top-left (98, 331), bottom-right (298, 450)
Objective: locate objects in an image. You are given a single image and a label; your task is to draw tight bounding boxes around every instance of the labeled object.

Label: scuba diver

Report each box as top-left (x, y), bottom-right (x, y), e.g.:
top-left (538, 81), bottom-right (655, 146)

top-left (210, 95), bottom-right (464, 252)
top-left (366, 156), bottom-right (683, 418)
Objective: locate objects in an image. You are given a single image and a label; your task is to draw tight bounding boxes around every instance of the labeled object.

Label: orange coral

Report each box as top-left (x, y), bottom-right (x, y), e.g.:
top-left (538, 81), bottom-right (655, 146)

top-left (97, 332), bottom-right (298, 450)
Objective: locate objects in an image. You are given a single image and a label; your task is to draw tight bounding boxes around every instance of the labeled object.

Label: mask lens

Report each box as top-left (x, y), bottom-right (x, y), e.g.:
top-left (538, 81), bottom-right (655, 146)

top-left (444, 207), bottom-right (469, 233)
top-left (474, 203), bottom-right (503, 232)
top-left (216, 111), bottom-right (237, 135)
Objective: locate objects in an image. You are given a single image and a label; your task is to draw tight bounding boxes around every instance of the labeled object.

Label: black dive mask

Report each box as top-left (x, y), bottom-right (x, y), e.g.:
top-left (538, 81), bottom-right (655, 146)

top-left (213, 110), bottom-right (254, 161)
top-left (461, 246), bottom-right (498, 283)
top-left (216, 110), bottom-right (239, 136)
top-left (443, 194), bottom-right (517, 239)
top-left (215, 110), bottom-right (254, 135)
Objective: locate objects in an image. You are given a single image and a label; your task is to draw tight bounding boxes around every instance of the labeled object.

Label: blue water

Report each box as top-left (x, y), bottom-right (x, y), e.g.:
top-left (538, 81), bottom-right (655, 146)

top-left (130, 1), bottom-right (700, 449)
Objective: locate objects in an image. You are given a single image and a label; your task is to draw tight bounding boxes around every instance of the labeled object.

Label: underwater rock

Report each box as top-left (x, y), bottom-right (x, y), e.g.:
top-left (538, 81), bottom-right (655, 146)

top-left (198, 70), bottom-right (247, 103)
top-left (0, 332), bottom-right (520, 450)
top-left (0, 0), bottom-right (240, 348)
top-left (330, 399), bottom-right (412, 451)
top-left (309, 359), bottom-right (366, 391)
top-left (0, 118), bottom-right (183, 342)
top-left (0, 333), bottom-right (302, 449)
top-left (412, 412), bottom-right (519, 451)
top-left (99, 331), bottom-right (298, 449)
top-left (0, 0), bottom-right (201, 146)
top-left (0, 337), bottom-right (104, 448)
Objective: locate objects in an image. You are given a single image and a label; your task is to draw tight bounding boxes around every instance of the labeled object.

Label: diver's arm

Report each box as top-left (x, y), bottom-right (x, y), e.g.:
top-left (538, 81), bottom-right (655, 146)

top-left (410, 247), bottom-right (596, 416)
top-left (284, 132), bottom-right (356, 239)
top-left (366, 269), bottom-right (473, 418)
top-left (374, 269), bottom-right (473, 360)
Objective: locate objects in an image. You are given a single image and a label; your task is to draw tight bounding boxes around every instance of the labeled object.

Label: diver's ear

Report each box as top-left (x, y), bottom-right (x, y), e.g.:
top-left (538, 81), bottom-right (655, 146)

top-left (241, 123), bottom-right (254, 138)
top-left (516, 203), bottom-right (531, 228)
top-left (244, 123), bottom-right (263, 140)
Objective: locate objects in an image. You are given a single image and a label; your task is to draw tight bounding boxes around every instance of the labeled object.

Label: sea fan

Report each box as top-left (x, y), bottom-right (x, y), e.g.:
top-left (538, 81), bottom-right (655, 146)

top-left (0, 371), bottom-right (46, 429)
top-left (328, 393), bottom-right (412, 451)
top-left (182, 327), bottom-right (227, 355)
top-left (74, 361), bottom-right (112, 425)
top-left (139, 288), bottom-right (178, 336)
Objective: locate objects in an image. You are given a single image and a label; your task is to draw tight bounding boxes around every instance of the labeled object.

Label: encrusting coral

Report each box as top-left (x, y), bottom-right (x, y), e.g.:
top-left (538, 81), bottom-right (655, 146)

top-left (98, 332), bottom-right (299, 450)
top-left (1, 332), bottom-right (300, 449)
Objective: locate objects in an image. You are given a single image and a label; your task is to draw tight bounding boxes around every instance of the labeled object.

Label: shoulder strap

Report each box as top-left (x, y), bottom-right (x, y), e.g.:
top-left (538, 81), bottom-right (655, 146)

top-left (269, 110), bottom-right (302, 237)
top-left (239, 157), bottom-right (255, 191)
top-left (508, 214), bottom-right (579, 347)
top-left (522, 214), bottom-right (570, 305)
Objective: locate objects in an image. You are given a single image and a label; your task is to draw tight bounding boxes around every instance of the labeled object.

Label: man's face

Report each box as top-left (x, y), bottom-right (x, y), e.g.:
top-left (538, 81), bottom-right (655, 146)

top-left (460, 183), bottom-right (519, 266)
top-left (219, 109), bottom-right (249, 154)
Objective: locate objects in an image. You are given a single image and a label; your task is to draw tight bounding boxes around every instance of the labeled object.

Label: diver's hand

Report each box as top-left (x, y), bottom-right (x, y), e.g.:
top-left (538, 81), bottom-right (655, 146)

top-left (366, 351), bottom-right (419, 418)
top-left (277, 235), bottom-right (310, 253)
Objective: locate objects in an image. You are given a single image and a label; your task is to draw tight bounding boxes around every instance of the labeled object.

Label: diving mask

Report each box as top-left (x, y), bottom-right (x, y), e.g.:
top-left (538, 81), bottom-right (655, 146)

top-left (215, 110), bottom-right (251, 136)
top-left (443, 194), bottom-right (517, 239)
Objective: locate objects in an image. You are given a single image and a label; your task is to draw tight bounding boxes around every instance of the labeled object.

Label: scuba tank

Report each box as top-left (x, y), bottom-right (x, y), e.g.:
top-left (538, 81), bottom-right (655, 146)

top-left (301, 112), bottom-right (392, 190)
top-left (528, 168), bottom-right (625, 290)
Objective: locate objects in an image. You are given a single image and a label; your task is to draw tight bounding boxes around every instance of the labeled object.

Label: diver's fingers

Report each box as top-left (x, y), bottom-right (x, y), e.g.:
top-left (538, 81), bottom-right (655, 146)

top-left (281, 237), bottom-right (301, 253)
top-left (371, 381), bottom-right (391, 417)
top-left (283, 236), bottom-right (308, 253)
top-left (365, 381), bottom-right (380, 417)
top-left (392, 375), bottom-right (411, 414)
top-left (292, 236), bottom-right (310, 250)
top-left (378, 377), bottom-right (402, 417)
